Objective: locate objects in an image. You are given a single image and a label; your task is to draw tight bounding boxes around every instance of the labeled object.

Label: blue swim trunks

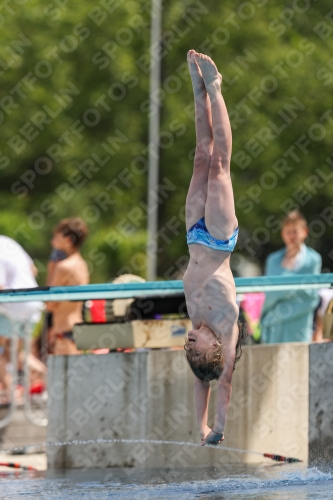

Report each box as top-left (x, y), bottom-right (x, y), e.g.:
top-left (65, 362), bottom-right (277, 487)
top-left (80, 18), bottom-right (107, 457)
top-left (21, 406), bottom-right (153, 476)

top-left (186, 217), bottom-right (238, 252)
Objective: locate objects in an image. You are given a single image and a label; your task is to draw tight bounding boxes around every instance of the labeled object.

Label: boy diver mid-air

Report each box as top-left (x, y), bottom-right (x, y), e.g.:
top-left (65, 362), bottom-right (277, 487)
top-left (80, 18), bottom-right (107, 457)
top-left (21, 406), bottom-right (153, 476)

top-left (183, 50), bottom-right (246, 446)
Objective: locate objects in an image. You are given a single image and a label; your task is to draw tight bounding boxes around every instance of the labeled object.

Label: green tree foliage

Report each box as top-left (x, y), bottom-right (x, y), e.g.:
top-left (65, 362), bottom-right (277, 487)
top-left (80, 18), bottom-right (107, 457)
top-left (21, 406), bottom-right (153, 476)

top-left (1, 0), bottom-right (333, 282)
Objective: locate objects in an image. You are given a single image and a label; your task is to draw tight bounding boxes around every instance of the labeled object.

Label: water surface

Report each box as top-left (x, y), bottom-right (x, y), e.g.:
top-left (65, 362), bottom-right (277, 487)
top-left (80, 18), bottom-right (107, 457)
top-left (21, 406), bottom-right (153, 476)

top-left (1, 463), bottom-right (333, 499)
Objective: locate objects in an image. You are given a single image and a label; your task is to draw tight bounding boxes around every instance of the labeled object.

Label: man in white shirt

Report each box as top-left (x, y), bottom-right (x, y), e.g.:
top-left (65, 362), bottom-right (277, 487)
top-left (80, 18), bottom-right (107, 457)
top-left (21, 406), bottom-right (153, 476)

top-left (0, 236), bottom-right (43, 402)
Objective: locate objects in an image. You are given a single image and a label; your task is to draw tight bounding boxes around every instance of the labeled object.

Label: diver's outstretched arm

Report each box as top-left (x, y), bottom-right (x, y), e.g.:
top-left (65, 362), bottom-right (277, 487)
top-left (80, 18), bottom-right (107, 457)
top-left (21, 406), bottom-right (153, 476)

top-left (194, 377), bottom-right (212, 442)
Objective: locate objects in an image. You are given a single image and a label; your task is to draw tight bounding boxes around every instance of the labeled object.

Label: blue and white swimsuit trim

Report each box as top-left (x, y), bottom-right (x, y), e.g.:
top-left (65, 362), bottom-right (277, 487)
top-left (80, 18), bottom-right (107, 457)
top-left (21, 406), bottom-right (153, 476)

top-left (186, 217), bottom-right (238, 252)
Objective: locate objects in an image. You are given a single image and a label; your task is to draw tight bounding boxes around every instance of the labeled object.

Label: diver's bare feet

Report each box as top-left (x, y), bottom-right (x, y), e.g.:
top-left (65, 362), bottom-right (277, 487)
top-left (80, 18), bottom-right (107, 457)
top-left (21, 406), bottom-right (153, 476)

top-left (187, 49), bottom-right (206, 95)
top-left (195, 53), bottom-right (222, 93)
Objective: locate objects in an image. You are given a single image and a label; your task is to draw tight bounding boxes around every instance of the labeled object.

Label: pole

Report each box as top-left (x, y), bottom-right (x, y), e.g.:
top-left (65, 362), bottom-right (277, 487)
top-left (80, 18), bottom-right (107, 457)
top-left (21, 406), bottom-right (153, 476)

top-left (147, 0), bottom-right (162, 281)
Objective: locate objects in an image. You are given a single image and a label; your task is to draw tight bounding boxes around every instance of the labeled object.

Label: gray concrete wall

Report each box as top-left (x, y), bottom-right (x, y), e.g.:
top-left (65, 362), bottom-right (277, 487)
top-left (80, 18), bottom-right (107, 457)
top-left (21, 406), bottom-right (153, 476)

top-left (309, 342), bottom-right (333, 465)
top-left (47, 343), bottom-right (309, 469)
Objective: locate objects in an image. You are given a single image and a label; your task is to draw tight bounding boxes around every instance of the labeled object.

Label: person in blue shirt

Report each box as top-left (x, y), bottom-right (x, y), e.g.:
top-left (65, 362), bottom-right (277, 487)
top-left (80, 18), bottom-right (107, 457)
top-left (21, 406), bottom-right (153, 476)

top-left (260, 210), bottom-right (322, 343)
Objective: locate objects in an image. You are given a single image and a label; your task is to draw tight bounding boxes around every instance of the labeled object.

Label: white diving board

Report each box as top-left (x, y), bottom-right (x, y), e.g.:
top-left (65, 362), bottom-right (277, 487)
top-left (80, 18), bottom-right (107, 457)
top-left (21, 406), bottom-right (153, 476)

top-left (0, 274), bottom-right (331, 303)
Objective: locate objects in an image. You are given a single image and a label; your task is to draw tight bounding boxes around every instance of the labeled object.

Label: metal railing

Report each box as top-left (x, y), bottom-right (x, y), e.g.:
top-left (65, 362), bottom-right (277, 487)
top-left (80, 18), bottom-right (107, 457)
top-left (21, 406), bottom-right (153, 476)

top-left (0, 274), bottom-right (331, 303)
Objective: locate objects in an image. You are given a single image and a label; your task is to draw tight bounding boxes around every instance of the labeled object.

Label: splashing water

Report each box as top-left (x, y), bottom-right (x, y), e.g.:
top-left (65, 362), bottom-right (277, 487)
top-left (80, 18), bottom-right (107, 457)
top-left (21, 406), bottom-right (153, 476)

top-left (0, 438), bottom-right (263, 457)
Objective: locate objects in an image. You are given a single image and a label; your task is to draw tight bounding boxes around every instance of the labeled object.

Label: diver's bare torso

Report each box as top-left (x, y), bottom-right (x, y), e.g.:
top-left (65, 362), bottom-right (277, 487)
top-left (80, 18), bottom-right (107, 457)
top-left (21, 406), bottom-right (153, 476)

top-left (183, 243), bottom-right (239, 344)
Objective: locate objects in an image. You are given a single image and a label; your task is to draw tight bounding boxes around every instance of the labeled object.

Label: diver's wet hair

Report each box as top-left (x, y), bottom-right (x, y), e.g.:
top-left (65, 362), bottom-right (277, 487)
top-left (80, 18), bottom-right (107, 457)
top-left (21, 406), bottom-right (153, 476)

top-left (184, 322), bottom-right (248, 381)
top-left (184, 336), bottom-right (223, 381)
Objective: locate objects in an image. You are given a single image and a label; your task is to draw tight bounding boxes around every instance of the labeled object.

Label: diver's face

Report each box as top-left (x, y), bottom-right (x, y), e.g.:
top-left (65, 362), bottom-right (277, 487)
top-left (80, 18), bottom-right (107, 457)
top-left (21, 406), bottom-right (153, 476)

top-left (187, 326), bottom-right (219, 358)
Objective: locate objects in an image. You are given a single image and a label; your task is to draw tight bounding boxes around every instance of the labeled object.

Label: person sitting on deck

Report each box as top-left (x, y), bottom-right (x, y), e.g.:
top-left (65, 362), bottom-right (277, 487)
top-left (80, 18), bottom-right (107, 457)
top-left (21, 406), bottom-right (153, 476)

top-left (183, 50), bottom-right (247, 447)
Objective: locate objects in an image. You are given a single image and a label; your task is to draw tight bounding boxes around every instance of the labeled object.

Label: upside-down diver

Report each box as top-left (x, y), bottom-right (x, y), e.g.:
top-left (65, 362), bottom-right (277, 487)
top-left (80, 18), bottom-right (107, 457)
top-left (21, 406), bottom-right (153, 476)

top-left (183, 50), bottom-right (246, 446)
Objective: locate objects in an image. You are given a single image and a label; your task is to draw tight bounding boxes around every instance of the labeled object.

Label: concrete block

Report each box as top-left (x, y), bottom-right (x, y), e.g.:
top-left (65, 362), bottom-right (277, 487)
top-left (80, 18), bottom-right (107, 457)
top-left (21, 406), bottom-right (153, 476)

top-left (47, 343), bottom-right (309, 469)
top-left (309, 342), bottom-right (333, 464)
top-left (227, 343), bottom-right (309, 463)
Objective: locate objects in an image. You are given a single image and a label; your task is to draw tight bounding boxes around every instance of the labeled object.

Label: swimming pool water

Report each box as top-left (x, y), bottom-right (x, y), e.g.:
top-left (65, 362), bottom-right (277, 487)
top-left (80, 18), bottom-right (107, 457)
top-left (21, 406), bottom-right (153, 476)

top-left (1, 463), bottom-right (333, 499)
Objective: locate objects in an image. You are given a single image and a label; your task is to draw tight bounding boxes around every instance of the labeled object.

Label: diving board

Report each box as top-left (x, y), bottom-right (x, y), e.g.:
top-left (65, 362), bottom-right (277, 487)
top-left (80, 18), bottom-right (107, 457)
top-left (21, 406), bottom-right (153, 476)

top-left (0, 274), bottom-right (331, 303)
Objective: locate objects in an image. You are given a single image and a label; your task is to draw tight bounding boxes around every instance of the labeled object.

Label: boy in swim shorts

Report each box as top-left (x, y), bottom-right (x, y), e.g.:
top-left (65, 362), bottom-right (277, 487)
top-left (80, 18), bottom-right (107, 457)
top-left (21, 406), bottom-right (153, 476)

top-left (183, 51), bottom-right (246, 446)
top-left (46, 218), bottom-right (89, 355)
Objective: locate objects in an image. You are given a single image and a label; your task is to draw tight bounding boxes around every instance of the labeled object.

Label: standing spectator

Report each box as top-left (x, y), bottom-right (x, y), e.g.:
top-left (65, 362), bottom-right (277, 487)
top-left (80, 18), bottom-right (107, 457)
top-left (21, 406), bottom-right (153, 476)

top-left (39, 244), bottom-right (69, 360)
top-left (260, 211), bottom-right (321, 343)
top-left (46, 218), bottom-right (89, 355)
top-left (0, 236), bottom-right (43, 402)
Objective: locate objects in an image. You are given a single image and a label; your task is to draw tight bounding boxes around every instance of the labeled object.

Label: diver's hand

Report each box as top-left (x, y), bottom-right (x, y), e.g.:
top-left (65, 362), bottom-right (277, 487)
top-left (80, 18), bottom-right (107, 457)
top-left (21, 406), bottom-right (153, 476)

top-left (200, 425), bottom-right (212, 444)
top-left (201, 429), bottom-right (224, 446)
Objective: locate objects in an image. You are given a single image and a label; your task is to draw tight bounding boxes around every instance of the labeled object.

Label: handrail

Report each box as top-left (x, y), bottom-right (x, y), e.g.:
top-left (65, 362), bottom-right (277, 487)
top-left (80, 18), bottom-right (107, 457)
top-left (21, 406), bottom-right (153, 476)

top-left (0, 274), bottom-right (331, 302)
